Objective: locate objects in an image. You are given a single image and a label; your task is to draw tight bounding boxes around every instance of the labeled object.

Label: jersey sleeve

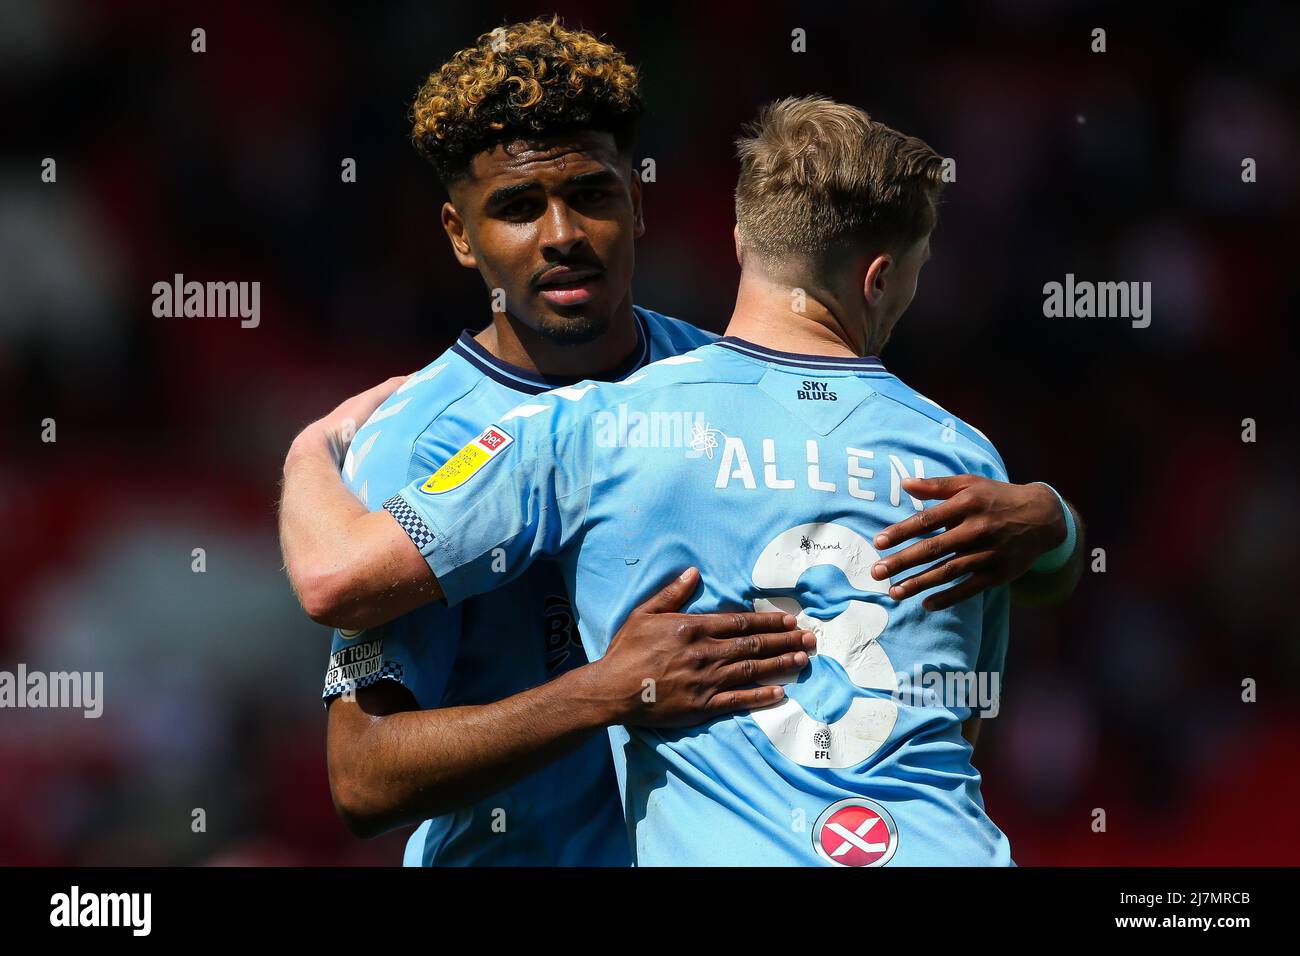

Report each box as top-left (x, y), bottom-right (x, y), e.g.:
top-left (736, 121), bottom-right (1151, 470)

top-left (952, 429), bottom-right (1009, 485)
top-left (321, 603), bottom-right (463, 708)
top-left (385, 412), bottom-right (595, 608)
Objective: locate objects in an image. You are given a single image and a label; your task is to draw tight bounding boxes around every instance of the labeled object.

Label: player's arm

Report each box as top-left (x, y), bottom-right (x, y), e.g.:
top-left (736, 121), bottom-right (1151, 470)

top-left (1005, 495), bottom-right (1085, 607)
top-left (868, 475), bottom-right (1085, 611)
top-left (327, 569), bottom-right (815, 836)
top-left (287, 374), bottom-right (618, 633)
top-left (279, 380), bottom-right (444, 630)
top-left (281, 424), bottom-right (442, 626)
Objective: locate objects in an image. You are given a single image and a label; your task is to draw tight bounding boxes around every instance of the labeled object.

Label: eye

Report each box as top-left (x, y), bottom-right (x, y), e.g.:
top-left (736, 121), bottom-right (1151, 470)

top-left (492, 193), bottom-right (544, 221)
top-left (499, 199), bottom-right (533, 218)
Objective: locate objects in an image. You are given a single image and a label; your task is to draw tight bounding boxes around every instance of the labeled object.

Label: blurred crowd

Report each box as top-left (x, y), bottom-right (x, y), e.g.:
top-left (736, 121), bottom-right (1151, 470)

top-left (1, 0), bottom-right (1296, 864)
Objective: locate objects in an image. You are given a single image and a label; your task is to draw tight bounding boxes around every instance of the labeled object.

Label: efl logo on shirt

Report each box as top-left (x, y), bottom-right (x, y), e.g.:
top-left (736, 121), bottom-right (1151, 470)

top-left (420, 425), bottom-right (514, 495)
top-left (813, 798), bottom-right (899, 867)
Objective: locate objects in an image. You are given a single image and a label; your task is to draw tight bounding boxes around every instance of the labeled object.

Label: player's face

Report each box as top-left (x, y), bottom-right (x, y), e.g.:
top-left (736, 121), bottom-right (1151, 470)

top-left (443, 131), bottom-right (643, 345)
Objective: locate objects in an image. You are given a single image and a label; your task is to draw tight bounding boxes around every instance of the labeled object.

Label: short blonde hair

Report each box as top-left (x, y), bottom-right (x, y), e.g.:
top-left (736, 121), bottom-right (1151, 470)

top-left (735, 96), bottom-right (945, 264)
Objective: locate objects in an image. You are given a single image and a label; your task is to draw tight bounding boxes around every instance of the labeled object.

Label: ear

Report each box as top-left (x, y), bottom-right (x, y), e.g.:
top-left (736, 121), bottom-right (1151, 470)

top-left (441, 201), bottom-right (477, 269)
top-left (863, 253), bottom-right (893, 306)
top-left (630, 172), bottom-right (646, 239)
top-left (733, 224), bottom-right (743, 266)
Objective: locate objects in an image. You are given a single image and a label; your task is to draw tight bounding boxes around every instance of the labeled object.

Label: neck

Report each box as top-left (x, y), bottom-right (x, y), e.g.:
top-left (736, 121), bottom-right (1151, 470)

top-left (723, 270), bottom-right (873, 358)
top-left (475, 291), bottom-right (639, 378)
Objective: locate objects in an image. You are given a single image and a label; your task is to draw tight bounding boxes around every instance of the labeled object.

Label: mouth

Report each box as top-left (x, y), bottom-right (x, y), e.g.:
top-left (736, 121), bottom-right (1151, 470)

top-left (534, 266), bottom-right (604, 307)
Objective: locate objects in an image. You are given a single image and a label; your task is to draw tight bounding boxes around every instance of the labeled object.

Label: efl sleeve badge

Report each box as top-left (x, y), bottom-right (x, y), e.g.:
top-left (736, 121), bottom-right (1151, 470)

top-left (419, 426), bottom-right (514, 495)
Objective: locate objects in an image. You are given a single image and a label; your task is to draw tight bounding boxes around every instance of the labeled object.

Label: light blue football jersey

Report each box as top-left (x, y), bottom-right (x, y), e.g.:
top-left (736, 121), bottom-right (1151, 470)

top-left (387, 336), bottom-right (1015, 866)
top-left (320, 305), bottom-right (715, 866)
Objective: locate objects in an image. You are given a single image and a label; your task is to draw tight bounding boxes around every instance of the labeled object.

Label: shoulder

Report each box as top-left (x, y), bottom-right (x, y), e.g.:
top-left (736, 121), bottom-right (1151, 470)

top-left (341, 352), bottom-right (481, 486)
top-left (374, 349), bottom-right (496, 472)
top-left (487, 344), bottom-right (744, 451)
top-left (870, 373), bottom-right (1010, 481)
top-left (635, 305), bottom-right (719, 351)
top-left (370, 350), bottom-right (485, 428)
top-left (567, 343), bottom-right (753, 414)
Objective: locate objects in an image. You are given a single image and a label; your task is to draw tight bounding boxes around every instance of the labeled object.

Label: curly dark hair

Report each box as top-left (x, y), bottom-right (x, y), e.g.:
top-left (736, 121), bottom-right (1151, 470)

top-left (411, 17), bottom-right (644, 184)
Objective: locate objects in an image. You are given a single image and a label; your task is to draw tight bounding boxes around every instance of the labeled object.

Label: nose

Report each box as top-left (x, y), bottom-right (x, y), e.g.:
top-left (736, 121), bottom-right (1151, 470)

top-left (538, 198), bottom-right (588, 258)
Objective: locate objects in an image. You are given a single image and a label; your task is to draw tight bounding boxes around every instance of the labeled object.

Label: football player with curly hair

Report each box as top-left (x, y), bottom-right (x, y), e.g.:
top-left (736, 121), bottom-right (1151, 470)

top-left (279, 18), bottom-right (1083, 866)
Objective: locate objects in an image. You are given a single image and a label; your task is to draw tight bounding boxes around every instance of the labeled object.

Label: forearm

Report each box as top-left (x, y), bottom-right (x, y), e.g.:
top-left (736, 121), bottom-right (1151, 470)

top-left (279, 426), bottom-right (439, 628)
top-left (1011, 500), bottom-right (1085, 607)
top-left (328, 663), bottom-right (623, 836)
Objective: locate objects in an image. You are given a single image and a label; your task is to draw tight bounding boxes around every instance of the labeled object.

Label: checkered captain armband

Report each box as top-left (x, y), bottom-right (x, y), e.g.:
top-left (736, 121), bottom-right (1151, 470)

top-left (384, 495), bottom-right (434, 550)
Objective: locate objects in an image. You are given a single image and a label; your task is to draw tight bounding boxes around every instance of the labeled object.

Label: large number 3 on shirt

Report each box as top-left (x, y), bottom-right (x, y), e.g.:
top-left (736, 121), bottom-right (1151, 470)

top-left (750, 523), bottom-right (898, 769)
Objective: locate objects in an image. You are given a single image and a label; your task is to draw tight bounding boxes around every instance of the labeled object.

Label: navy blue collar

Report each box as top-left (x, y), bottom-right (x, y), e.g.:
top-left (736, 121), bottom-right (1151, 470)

top-left (716, 336), bottom-right (886, 373)
top-left (453, 309), bottom-right (650, 395)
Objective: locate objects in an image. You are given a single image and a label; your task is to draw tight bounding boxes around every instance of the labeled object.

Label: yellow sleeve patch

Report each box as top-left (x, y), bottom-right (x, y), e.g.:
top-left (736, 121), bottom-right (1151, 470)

top-left (420, 425), bottom-right (514, 495)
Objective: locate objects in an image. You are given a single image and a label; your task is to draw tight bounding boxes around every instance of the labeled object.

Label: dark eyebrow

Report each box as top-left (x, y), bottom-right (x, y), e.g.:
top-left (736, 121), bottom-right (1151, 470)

top-left (485, 170), bottom-right (620, 209)
top-left (486, 180), bottom-right (541, 208)
top-left (566, 170), bottom-right (621, 189)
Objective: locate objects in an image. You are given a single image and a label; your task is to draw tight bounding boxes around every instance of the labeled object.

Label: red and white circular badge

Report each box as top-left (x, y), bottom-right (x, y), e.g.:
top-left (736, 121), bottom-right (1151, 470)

top-left (813, 798), bottom-right (899, 867)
